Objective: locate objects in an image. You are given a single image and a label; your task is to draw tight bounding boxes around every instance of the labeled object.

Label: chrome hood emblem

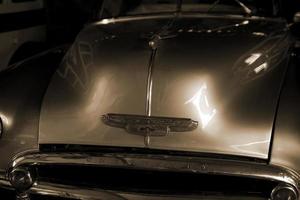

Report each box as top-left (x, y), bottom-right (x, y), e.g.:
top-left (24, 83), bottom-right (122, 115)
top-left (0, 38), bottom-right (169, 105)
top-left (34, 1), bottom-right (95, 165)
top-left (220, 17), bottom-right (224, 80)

top-left (102, 114), bottom-right (198, 137)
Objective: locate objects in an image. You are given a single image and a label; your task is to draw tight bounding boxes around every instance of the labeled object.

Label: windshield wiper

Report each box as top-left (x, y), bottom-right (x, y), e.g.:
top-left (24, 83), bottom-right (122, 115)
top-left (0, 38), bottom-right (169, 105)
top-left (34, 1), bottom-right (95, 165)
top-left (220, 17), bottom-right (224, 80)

top-left (207, 0), bottom-right (252, 16)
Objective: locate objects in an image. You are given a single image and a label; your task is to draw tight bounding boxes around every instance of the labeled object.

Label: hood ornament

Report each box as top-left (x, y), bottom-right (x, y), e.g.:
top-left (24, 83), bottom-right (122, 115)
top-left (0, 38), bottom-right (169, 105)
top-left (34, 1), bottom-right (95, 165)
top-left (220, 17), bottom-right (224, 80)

top-left (102, 114), bottom-right (198, 143)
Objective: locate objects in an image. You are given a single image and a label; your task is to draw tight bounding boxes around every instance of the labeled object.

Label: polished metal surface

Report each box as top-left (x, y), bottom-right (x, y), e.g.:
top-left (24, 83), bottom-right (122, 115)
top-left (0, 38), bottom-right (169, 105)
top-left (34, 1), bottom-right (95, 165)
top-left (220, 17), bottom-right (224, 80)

top-left (145, 42), bottom-right (158, 146)
top-left (29, 182), bottom-right (127, 200)
top-left (27, 181), bottom-right (267, 200)
top-left (0, 170), bottom-right (10, 189)
top-left (0, 47), bottom-right (65, 171)
top-left (40, 14), bottom-right (292, 159)
top-left (8, 167), bottom-right (34, 191)
top-left (271, 184), bottom-right (298, 200)
top-left (7, 151), bottom-right (300, 199)
top-left (102, 114), bottom-right (198, 136)
top-left (10, 151), bottom-right (300, 190)
top-left (26, 183), bottom-right (268, 200)
top-left (146, 43), bottom-right (157, 116)
top-left (270, 53), bottom-right (300, 175)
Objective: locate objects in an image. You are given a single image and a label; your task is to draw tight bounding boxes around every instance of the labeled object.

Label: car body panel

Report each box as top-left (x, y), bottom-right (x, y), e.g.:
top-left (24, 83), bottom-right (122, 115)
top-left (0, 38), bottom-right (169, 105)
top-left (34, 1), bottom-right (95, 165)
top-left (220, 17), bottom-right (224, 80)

top-left (149, 17), bottom-right (291, 158)
top-left (39, 22), bottom-right (159, 148)
top-left (270, 53), bottom-right (300, 174)
top-left (39, 15), bottom-right (292, 159)
top-left (0, 48), bottom-right (65, 170)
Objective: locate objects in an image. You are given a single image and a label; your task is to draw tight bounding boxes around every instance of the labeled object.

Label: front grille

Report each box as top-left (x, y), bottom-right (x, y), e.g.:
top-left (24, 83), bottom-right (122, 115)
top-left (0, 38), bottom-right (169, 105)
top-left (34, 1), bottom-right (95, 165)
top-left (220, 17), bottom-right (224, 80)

top-left (10, 151), bottom-right (299, 200)
top-left (36, 165), bottom-right (277, 198)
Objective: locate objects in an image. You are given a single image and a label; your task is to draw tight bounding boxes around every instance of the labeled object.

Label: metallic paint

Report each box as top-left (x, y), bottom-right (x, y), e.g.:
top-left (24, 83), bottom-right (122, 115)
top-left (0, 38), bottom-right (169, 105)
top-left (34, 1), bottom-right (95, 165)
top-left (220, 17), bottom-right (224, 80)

top-left (270, 52), bottom-right (300, 175)
top-left (39, 15), bottom-right (292, 159)
top-left (0, 12), bottom-right (298, 200)
top-left (0, 47), bottom-right (65, 170)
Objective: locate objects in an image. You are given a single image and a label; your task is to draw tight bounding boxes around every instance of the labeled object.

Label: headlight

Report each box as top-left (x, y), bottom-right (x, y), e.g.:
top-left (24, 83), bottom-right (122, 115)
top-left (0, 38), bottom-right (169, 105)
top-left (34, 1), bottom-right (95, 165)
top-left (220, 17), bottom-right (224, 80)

top-left (271, 184), bottom-right (298, 200)
top-left (8, 167), bottom-right (35, 191)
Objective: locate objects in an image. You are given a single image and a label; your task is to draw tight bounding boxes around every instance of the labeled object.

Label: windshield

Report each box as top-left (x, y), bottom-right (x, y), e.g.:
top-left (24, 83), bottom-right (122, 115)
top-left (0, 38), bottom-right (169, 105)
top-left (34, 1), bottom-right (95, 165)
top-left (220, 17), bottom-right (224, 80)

top-left (100, 0), bottom-right (279, 18)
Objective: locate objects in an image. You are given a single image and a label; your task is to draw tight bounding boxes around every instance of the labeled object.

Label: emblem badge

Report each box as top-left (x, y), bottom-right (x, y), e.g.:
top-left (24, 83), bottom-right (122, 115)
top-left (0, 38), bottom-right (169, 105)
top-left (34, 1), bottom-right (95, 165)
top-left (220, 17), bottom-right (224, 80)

top-left (102, 114), bottom-right (198, 137)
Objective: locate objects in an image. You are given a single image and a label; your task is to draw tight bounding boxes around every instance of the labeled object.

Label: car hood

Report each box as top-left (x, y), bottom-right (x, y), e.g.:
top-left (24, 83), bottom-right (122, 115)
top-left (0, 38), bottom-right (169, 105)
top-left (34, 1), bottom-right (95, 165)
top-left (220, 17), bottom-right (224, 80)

top-left (39, 15), bottom-right (292, 159)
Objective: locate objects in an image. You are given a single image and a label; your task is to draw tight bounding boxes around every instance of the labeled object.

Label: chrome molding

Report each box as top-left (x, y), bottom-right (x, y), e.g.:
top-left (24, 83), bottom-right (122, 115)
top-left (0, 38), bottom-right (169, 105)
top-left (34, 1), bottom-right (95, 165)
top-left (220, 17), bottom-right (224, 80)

top-left (26, 182), bottom-right (276, 200)
top-left (145, 51), bottom-right (155, 118)
top-left (102, 113), bottom-right (198, 136)
top-left (144, 38), bottom-right (158, 146)
top-left (29, 182), bottom-right (276, 200)
top-left (0, 170), bottom-right (10, 189)
top-left (146, 41), bottom-right (157, 117)
top-left (271, 184), bottom-right (298, 200)
top-left (9, 151), bottom-right (300, 192)
top-left (30, 182), bottom-right (127, 200)
top-left (94, 13), bottom-right (284, 27)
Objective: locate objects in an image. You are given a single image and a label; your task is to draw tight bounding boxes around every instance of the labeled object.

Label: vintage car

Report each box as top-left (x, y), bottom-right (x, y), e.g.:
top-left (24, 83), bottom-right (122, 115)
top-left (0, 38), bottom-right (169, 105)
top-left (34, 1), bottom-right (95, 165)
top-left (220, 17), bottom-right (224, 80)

top-left (1, 0), bottom-right (300, 199)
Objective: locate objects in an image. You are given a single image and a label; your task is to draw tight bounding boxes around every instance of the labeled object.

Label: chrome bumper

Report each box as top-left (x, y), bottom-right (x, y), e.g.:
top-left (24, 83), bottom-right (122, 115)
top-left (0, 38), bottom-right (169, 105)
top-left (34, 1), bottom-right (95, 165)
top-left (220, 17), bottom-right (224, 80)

top-left (2, 151), bottom-right (300, 200)
top-left (0, 180), bottom-right (271, 200)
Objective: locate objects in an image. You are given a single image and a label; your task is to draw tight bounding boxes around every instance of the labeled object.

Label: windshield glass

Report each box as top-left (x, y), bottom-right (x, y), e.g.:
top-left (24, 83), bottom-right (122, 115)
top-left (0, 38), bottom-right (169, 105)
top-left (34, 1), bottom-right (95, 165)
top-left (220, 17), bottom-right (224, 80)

top-left (100, 0), bottom-right (278, 18)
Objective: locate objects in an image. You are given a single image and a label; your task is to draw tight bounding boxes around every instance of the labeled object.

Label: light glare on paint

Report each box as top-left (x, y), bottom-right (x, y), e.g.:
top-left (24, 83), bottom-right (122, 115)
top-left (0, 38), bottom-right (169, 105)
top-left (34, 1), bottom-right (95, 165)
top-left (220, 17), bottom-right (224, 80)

top-left (254, 62), bottom-right (268, 74)
top-left (0, 113), bottom-right (12, 127)
top-left (245, 53), bottom-right (262, 65)
top-left (185, 83), bottom-right (217, 129)
top-left (100, 19), bottom-right (111, 25)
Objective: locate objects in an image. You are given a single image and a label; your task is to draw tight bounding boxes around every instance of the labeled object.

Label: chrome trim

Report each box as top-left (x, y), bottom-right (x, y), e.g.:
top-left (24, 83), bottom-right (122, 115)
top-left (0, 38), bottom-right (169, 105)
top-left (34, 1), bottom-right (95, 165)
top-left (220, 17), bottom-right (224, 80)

top-left (94, 14), bottom-right (285, 26)
top-left (9, 167), bottom-right (35, 191)
top-left (5, 151), bottom-right (300, 199)
top-left (30, 182), bottom-right (126, 200)
top-left (146, 47), bottom-right (157, 117)
top-left (233, 0), bottom-right (252, 15)
top-left (102, 113), bottom-right (198, 136)
top-left (271, 184), bottom-right (298, 200)
top-left (29, 181), bottom-right (279, 200)
top-left (145, 40), bottom-right (158, 146)
top-left (0, 170), bottom-right (11, 189)
top-left (9, 151), bottom-right (300, 190)
top-left (16, 192), bottom-right (30, 200)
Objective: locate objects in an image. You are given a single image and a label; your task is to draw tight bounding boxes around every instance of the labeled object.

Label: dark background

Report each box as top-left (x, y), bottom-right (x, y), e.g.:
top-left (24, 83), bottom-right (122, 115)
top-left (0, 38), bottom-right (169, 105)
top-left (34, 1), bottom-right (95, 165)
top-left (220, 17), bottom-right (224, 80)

top-left (45, 0), bottom-right (103, 45)
top-left (45, 0), bottom-right (300, 46)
